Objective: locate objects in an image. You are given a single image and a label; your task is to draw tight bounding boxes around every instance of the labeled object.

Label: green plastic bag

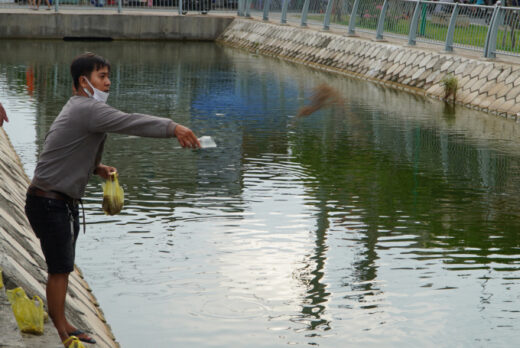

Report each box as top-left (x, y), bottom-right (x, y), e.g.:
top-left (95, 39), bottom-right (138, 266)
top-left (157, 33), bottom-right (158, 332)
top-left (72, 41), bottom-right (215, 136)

top-left (6, 287), bottom-right (44, 335)
top-left (102, 172), bottom-right (124, 215)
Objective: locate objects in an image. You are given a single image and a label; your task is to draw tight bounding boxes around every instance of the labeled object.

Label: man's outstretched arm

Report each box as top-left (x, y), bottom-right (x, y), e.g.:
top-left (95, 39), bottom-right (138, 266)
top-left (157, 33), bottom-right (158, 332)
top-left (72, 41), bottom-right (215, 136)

top-left (88, 102), bottom-right (200, 148)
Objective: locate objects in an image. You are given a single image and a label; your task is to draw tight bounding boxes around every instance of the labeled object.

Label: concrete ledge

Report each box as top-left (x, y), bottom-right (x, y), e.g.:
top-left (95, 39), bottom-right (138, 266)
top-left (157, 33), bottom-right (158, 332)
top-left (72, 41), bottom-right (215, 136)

top-left (0, 10), bottom-right (234, 40)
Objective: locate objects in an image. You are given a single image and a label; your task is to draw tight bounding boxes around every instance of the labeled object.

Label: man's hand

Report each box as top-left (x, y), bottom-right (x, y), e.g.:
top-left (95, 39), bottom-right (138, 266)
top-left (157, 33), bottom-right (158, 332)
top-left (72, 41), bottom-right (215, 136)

top-left (0, 102), bottom-right (8, 127)
top-left (95, 164), bottom-right (117, 180)
top-left (174, 124), bottom-right (201, 149)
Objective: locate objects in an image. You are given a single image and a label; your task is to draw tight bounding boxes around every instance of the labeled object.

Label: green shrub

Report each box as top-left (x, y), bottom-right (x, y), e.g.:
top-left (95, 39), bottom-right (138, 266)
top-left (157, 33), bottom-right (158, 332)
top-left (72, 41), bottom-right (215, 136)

top-left (441, 74), bottom-right (458, 102)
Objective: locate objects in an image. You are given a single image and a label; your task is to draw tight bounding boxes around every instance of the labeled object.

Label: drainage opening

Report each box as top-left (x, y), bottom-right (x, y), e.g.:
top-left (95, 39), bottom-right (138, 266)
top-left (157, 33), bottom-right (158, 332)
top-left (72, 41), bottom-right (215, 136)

top-left (63, 37), bottom-right (114, 41)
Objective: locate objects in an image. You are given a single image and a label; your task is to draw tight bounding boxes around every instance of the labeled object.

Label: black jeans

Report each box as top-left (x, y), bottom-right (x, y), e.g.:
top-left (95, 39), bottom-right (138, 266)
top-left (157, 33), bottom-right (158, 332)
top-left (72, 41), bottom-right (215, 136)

top-left (25, 195), bottom-right (80, 274)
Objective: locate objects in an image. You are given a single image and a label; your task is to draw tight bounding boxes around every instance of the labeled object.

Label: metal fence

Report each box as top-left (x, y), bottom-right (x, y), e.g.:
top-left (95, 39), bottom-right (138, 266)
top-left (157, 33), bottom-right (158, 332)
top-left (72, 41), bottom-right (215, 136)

top-left (383, 0), bottom-right (417, 40)
top-left (496, 5), bottom-right (520, 56)
top-left (0, 0), bottom-right (239, 13)
top-left (355, 0), bottom-right (384, 34)
top-left (239, 0), bottom-right (520, 58)
top-left (451, 3), bottom-right (495, 52)
top-left (2, 0), bottom-right (520, 58)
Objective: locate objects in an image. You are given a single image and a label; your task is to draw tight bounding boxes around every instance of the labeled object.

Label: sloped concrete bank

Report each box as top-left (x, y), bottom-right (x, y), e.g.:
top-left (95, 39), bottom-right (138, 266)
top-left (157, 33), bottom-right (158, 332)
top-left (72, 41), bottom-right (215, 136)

top-left (0, 127), bottom-right (118, 348)
top-left (218, 19), bottom-right (520, 119)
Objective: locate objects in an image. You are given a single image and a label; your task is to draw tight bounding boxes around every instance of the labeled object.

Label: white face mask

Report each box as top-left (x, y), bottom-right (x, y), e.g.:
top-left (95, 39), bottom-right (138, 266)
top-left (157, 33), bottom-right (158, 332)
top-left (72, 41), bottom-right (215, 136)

top-left (83, 77), bottom-right (109, 103)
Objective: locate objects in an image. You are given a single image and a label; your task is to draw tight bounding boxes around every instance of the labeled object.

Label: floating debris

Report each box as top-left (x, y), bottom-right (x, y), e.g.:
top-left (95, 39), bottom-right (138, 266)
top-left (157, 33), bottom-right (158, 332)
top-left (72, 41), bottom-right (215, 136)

top-left (297, 83), bottom-right (344, 118)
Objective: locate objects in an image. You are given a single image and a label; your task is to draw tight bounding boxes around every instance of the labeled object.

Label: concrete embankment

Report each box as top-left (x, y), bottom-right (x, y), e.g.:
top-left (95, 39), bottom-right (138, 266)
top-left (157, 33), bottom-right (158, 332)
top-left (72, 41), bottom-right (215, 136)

top-left (0, 127), bottom-right (118, 348)
top-left (218, 18), bottom-right (520, 119)
top-left (0, 9), bottom-right (234, 40)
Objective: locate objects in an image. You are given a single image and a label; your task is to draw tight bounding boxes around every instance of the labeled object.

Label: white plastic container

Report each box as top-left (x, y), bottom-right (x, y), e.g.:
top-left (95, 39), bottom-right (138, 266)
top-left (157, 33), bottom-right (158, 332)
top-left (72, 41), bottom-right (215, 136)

top-left (198, 136), bottom-right (217, 148)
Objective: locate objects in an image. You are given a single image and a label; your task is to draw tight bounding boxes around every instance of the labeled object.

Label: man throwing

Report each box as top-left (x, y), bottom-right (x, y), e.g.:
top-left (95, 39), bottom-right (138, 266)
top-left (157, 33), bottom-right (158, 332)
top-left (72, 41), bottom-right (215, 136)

top-left (25, 52), bottom-right (200, 348)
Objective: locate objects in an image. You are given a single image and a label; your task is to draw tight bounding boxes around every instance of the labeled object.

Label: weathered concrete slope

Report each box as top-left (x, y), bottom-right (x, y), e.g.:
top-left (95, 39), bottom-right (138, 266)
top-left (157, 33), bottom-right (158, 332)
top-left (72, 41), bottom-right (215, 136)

top-left (218, 18), bottom-right (520, 119)
top-left (0, 127), bottom-right (118, 348)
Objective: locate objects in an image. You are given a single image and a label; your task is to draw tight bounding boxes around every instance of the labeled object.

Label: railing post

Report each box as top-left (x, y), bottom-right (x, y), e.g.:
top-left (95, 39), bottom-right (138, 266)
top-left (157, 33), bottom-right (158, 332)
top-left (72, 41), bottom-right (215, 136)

top-left (347, 0), bottom-right (361, 36)
top-left (444, 3), bottom-right (459, 52)
top-left (54, 0), bottom-right (59, 12)
top-left (281, 0), bottom-right (289, 24)
top-left (323, 0), bottom-right (334, 31)
top-left (419, 1), bottom-right (427, 36)
top-left (117, 0), bottom-right (122, 13)
top-left (237, 0), bottom-right (243, 16)
top-left (484, 4), bottom-right (504, 58)
top-left (375, 0), bottom-right (389, 40)
top-left (408, 0), bottom-right (422, 46)
top-left (178, 0), bottom-right (183, 14)
top-left (300, 0), bottom-right (310, 27)
top-left (245, 0), bottom-right (252, 17)
top-left (263, 0), bottom-right (270, 21)
top-left (491, 6), bottom-right (506, 58)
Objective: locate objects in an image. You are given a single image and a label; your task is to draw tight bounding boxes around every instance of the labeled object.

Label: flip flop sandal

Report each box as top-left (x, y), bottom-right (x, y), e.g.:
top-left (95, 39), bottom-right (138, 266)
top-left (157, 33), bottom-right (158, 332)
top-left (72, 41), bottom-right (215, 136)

top-left (68, 330), bottom-right (97, 344)
top-left (63, 336), bottom-right (85, 348)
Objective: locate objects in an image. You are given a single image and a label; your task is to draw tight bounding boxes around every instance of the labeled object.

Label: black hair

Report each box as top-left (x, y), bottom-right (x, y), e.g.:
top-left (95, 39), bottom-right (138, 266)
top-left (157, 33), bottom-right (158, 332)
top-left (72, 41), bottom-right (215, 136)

top-left (70, 52), bottom-right (111, 90)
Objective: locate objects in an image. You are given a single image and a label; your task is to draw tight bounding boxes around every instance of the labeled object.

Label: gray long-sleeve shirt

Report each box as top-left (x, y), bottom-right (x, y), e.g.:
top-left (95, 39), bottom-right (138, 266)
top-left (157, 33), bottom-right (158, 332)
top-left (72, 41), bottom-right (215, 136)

top-left (31, 96), bottom-right (177, 199)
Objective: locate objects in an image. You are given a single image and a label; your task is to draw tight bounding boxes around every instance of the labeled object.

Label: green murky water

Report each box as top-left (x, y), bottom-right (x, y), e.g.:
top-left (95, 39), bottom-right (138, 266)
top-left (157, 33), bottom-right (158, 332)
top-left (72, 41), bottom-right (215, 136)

top-left (2, 40), bottom-right (520, 347)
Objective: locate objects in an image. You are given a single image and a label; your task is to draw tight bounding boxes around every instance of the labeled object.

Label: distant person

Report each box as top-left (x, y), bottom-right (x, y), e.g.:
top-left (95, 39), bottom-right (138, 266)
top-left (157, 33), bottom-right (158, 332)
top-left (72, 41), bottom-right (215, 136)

top-left (200, 0), bottom-right (209, 14)
top-left (182, 0), bottom-right (209, 14)
top-left (29, 0), bottom-right (51, 10)
top-left (0, 102), bottom-right (8, 127)
top-left (24, 52), bottom-right (200, 348)
top-left (90, 0), bottom-right (105, 7)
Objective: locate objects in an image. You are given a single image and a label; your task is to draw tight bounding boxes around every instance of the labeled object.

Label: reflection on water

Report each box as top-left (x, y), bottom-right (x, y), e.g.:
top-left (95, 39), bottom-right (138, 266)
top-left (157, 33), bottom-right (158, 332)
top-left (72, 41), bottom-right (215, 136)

top-left (2, 40), bottom-right (520, 347)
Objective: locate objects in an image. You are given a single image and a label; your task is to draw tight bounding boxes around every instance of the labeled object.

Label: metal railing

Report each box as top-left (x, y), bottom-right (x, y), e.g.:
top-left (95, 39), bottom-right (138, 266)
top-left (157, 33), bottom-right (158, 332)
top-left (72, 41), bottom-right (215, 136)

top-left (1, 0), bottom-right (520, 58)
top-left (449, 3), bottom-right (495, 52)
top-left (355, 0), bottom-right (384, 34)
top-left (237, 0), bottom-right (520, 58)
top-left (0, 0), bottom-right (239, 13)
top-left (496, 5), bottom-right (520, 56)
top-left (382, 0), bottom-right (417, 40)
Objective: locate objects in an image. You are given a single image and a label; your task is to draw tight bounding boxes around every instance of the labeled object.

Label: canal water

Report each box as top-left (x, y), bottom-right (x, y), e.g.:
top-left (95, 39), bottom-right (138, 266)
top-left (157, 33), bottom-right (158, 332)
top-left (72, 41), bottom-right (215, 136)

top-left (2, 40), bottom-right (520, 347)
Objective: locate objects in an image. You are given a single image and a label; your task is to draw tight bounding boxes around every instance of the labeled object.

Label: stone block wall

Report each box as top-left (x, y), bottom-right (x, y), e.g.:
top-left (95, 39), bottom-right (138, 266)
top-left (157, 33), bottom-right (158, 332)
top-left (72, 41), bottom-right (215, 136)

top-left (218, 19), bottom-right (520, 119)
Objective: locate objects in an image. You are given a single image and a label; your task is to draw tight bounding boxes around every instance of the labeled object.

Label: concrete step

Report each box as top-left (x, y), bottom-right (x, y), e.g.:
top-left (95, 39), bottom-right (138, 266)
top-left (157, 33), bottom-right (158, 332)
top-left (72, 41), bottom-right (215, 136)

top-left (21, 322), bottom-right (63, 348)
top-left (21, 304), bottom-right (63, 348)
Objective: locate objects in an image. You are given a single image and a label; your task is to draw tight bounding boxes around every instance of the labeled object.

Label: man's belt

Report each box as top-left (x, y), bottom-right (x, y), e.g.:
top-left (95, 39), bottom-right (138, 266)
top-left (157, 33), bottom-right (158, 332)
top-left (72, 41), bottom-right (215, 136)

top-left (27, 186), bottom-right (72, 202)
